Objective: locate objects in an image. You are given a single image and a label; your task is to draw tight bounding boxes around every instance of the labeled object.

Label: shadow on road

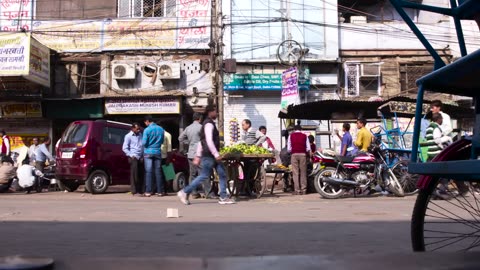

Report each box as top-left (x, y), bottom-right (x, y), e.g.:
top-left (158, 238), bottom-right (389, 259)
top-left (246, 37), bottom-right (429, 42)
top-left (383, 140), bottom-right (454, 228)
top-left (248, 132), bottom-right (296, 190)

top-left (1, 220), bottom-right (411, 258)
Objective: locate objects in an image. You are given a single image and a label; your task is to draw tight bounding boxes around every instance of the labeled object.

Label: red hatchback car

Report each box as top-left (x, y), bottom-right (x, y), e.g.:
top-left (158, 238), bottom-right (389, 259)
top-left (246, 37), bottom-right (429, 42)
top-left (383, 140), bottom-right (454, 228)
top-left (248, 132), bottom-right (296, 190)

top-left (56, 120), bottom-right (131, 193)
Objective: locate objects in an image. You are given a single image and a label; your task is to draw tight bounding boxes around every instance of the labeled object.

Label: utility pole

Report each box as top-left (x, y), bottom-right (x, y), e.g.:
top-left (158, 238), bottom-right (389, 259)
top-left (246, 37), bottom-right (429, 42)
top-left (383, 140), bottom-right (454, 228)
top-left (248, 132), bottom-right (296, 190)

top-left (211, 0), bottom-right (224, 140)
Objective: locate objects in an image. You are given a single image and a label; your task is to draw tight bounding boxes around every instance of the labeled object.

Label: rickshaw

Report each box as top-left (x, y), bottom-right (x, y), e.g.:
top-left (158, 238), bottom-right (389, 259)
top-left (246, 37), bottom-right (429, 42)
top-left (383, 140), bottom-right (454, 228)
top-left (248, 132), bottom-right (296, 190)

top-left (390, 0), bottom-right (480, 251)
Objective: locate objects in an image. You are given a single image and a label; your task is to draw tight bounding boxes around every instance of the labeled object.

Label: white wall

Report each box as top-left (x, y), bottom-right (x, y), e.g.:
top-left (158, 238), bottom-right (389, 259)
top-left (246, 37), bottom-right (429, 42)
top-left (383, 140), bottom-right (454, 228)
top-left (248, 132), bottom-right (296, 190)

top-left (224, 0), bottom-right (339, 61)
top-left (340, 22), bottom-right (451, 50)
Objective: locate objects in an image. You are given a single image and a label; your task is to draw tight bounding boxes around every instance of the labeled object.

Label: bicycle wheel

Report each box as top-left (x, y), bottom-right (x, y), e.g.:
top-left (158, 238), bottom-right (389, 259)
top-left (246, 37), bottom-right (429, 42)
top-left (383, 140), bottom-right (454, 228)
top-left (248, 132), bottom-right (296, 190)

top-left (412, 177), bottom-right (480, 251)
top-left (391, 159), bottom-right (419, 195)
top-left (251, 166), bottom-right (267, 199)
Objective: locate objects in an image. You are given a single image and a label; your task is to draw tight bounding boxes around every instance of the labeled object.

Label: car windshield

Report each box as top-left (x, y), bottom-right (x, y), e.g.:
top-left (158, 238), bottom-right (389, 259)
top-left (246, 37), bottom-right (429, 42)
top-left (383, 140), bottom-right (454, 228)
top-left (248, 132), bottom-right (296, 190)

top-left (62, 123), bottom-right (88, 144)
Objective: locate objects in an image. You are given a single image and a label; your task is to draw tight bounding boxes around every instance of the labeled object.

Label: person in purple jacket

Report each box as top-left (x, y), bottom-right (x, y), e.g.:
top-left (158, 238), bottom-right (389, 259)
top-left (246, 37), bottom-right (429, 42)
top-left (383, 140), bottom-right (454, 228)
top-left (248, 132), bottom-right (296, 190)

top-left (335, 123), bottom-right (353, 156)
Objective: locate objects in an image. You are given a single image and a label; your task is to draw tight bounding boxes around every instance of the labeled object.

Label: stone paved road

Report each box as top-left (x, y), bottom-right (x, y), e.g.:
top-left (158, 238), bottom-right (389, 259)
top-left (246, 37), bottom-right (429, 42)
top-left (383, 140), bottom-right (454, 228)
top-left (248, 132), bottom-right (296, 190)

top-left (0, 189), bottom-right (416, 258)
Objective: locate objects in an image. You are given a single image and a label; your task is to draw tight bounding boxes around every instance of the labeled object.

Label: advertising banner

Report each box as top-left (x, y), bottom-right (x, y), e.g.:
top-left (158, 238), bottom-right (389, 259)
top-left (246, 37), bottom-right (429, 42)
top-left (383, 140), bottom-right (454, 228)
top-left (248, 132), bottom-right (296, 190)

top-left (224, 72), bottom-right (310, 91)
top-left (24, 37), bottom-right (50, 87)
top-left (102, 19), bottom-right (176, 51)
top-left (105, 98), bottom-right (181, 115)
top-left (177, 0), bottom-right (210, 49)
top-left (0, 102), bottom-right (42, 118)
top-left (31, 0), bottom-right (212, 52)
top-left (0, 0), bottom-right (33, 32)
top-left (32, 20), bottom-right (103, 52)
top-left (281, 67), bottom-right (300, 110)
top-left (0, 33), bottom-right (29, 75)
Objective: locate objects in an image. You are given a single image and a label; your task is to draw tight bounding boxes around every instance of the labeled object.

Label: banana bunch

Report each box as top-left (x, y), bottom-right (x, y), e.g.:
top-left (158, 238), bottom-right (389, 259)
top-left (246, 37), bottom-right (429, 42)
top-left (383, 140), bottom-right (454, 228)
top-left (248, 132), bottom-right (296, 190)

top-left (220, 144), bottom-right (271, 155)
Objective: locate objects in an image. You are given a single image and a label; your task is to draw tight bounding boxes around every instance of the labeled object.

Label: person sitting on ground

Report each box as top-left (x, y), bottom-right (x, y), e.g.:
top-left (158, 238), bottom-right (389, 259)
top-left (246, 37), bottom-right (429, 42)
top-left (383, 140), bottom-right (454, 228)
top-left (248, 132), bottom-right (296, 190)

top-left (17, 158), bottom-right (43, 194)
top-left (0, 156), bottom-right (16, 193)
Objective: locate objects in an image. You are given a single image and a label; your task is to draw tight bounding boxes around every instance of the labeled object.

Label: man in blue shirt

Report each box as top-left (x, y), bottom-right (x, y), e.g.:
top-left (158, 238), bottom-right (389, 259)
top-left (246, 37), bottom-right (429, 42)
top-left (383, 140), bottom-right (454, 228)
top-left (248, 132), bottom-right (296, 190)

top-left (34, 137), bottom-right (55, 193)
top-left (142, 115), bottom-right (165, 197)
top-left (335, 123), bottom-right (353, 156)
top-left (123, 123), bottom-right (143, 196)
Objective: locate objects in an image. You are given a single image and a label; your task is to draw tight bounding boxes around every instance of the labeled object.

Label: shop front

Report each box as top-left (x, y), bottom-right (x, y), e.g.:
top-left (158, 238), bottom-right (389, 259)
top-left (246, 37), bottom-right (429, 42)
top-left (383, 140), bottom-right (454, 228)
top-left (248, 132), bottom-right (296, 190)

top-left (0, 102), bottom-right (50, 163)
top-left (0, 33), bottom-right (54, 162)
top-left (104, 96), bottom-right (186, 149)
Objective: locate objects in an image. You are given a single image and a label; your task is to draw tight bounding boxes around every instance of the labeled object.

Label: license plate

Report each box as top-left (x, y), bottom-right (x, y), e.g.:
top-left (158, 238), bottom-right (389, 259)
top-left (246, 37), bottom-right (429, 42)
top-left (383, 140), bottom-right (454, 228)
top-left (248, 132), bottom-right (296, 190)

top-left (62, 152), bottom-right (73, 159)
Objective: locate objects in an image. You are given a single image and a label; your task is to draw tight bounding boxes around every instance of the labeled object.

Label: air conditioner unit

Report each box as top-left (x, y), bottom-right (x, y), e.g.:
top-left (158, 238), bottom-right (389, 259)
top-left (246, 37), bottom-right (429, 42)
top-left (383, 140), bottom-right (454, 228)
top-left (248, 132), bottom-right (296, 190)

top-left (112, 63), bottom-right (136, 80)
top-left (361, 64), bottom-right (380, 77)
top-left (350, 16), bottom-right (367, 24)
top-left (158, 63), bottom-right (181, 79)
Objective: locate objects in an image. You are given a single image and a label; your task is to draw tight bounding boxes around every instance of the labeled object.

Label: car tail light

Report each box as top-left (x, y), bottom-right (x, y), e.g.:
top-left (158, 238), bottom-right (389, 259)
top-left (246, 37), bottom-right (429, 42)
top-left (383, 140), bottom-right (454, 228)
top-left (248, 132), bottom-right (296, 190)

top-left (79, 147), bottom-right (87, 159)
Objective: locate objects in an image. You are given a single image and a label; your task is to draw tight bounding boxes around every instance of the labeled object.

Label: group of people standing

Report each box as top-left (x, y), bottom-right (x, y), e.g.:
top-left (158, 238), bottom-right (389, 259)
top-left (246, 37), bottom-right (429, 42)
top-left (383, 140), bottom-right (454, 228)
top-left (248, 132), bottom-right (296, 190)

top-left (122, 116), bottom-right (172, 197)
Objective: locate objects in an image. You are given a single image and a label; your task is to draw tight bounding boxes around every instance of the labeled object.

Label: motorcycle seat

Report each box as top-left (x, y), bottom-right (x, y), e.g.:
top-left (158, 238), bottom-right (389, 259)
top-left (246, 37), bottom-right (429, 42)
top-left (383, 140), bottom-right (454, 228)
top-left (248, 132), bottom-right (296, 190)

top-left (337, 156), bottom-right (355, 163)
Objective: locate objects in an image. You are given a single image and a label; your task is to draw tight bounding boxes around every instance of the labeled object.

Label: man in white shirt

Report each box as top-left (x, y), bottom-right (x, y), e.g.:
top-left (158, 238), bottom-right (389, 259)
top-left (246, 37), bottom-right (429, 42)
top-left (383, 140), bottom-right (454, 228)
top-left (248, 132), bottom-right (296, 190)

top-left (28, 137), bottom-right (39, 164)
top-left (430, 100), bottom-right (452, 137)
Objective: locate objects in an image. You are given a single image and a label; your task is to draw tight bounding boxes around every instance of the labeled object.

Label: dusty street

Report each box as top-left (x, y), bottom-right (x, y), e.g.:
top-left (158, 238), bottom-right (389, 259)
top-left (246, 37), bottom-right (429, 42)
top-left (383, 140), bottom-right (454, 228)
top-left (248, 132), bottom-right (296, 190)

top-left (0, 188), bottom-right (416, 259)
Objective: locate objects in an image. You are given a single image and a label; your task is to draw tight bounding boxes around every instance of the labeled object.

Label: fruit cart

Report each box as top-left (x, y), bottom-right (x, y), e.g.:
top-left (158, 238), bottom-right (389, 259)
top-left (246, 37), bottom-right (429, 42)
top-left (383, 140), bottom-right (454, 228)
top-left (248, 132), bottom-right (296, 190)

top-left (221, 152), bottom-right (274, 199)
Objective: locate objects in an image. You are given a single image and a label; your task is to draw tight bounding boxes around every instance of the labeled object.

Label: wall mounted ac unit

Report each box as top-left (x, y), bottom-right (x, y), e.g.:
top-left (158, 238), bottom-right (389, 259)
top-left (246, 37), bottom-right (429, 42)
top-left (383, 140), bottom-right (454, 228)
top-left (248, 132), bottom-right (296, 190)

top-left (112, 63), bottom-right (136, 80)
top-left (361, 64), bottom-right (380, 77)
top-left (351, 16), bottom-right (367, 24)
top-left (158, 63), bottom-right (181, 79)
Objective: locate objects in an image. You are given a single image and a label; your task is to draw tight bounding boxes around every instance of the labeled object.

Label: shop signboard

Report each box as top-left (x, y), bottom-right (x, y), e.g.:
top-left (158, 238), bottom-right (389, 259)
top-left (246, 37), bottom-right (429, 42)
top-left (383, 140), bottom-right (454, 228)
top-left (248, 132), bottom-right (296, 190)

top-left (105, 98), bottom-right (181, 115)
top-left (224, 69), bottom-right (310, 91)
top-left (0, 33), bottom-right (51, 87)
top-left (0, 102), bottom-right (42, 118)
top-left (0, 0), bottom-right (33, 32)
top-left (31, 0), bottom-right (212, 52)
top-left (281, 67), bottom-right (300, 110)
top-left (24, 37), bottom-right (50, 87)
top-left (0, 33), bottom-right (30, 75)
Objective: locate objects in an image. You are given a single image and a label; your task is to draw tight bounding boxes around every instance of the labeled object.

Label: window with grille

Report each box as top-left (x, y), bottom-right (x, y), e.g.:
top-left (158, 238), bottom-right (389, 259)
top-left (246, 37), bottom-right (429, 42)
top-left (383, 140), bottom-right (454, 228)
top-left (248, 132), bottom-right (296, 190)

top-left (118, 0), bottom-right (176, 18)
top-left (344, 63), bottom-right (382, 97)
top-left (399, 64), bottom-right (433, 93)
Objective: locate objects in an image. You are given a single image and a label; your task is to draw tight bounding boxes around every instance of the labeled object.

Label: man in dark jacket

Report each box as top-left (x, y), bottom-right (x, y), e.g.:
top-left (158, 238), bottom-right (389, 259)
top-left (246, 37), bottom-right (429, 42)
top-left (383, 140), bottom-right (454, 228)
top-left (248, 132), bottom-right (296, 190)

top-left (177, 105), bottom-right (235, 205)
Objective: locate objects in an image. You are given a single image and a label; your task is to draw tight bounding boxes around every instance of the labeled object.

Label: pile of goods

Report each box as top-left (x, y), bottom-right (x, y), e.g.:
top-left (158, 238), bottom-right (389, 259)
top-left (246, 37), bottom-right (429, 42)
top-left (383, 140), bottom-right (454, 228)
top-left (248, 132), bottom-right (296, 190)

top-left (229, 118), bottom-right (240, 143)
top-left (220, 144), bottom-right (271, 155)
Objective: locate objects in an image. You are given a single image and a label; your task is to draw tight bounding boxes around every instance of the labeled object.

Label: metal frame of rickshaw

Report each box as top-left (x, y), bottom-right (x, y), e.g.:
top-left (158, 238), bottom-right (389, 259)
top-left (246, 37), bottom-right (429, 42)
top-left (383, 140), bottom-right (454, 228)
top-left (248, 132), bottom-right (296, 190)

top-left (373, 107), bottom-right (427, 166)
top-left (388, 0), bottom-right (480, 181)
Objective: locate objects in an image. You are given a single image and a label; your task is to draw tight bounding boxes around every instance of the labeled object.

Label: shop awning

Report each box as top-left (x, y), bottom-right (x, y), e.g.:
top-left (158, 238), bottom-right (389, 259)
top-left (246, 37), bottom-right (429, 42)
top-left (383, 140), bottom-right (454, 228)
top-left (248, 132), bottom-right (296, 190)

top-left (43, 98), bottom-right (103, 119)
top-left (278, 99), bottom-right (384, 120)
top-left (278, 96), bottom-right (474, 120)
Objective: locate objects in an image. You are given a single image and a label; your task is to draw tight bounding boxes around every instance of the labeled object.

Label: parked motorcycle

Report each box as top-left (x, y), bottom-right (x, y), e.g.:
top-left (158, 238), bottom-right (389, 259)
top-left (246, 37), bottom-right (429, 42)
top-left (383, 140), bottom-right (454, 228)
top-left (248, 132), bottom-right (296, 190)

top-left (313, 142), bottom-right (405, 199)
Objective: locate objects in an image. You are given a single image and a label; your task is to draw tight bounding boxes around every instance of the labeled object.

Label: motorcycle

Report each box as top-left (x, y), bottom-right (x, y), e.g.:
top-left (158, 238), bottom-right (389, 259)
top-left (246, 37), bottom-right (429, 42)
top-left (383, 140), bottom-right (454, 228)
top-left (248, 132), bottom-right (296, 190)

top-left (313, 142), bottom-right (405, 199)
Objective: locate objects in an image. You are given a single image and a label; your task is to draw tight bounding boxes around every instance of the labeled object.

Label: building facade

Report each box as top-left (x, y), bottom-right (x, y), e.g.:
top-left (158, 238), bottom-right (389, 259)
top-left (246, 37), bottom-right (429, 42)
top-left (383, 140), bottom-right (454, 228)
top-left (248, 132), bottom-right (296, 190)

top-left (223, 0), bottom-right (340, 148)
top-left (0, 0), bottom-right (215, 151)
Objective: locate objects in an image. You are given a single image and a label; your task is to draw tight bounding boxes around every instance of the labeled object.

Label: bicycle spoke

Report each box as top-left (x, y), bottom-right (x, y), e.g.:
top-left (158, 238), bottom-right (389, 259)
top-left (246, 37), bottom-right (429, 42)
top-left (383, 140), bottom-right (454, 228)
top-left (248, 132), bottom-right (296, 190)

top-left (427, 201), bottom-right (480, 230)
top-left (463, 235), bottom-right (480, 251)
top-left (426, 208), bottom-right (480, 231)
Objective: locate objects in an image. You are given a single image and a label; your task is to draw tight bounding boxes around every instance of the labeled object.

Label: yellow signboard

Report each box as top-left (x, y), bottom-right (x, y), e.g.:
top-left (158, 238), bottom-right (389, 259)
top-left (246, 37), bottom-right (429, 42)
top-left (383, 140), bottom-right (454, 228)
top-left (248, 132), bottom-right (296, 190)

top-left (0, 33), bottom-right (30, 75)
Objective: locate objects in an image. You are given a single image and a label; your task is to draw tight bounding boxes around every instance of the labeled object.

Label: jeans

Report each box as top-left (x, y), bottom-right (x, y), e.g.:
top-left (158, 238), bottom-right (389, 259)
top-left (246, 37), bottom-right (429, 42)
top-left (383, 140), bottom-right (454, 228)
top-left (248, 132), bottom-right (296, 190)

top-left (188, 158), bottom-right (212, 195)
top-left (144, 154), bottom-right (163, 194)
top-left (184, 156), bottom-right (227, 199)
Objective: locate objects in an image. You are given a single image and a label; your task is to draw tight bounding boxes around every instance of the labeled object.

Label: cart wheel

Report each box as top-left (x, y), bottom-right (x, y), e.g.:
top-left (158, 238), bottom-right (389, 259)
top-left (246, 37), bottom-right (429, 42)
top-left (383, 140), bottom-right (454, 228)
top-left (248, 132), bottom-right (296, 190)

top-left (412, 176), bottom-right (480, 251)
top-left (252, 166), bottom-right (267, 198)
top-left (205, 168), bottom-right (219, 197)
top-left (227, 162), bottom-right (244, 198)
